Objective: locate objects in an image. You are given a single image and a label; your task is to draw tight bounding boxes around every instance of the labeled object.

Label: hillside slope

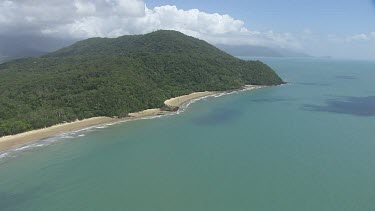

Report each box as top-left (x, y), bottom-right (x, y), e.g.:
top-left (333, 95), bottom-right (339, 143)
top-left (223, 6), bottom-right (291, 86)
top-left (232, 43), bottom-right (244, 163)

top-left (0, 30), bottom-right (284, 136)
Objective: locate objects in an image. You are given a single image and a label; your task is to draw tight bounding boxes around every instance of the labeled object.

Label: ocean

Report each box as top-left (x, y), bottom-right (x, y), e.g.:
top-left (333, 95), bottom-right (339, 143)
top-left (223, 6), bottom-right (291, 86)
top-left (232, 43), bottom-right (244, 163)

top-left (1, 58), bottom-right (375, 211)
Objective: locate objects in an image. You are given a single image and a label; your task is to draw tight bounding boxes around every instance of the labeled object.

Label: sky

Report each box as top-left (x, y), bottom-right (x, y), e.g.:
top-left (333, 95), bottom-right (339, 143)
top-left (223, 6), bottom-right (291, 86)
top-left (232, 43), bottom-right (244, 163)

top-left (0, 0), bottom-right (374, 60)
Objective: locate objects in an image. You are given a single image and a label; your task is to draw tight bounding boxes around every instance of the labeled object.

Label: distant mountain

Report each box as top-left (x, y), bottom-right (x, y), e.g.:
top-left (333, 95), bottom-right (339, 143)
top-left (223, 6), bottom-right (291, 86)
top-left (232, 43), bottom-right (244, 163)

top-left (0, 35), bottom-right (76, 61)
top-left (0, 34), bottom-right (310, 61)
top-left (0, 30), bottom-right (284, 136)
top-left (274, 47), bottom-right (311, 57)
top-left (216, 44), bottom-right (311, 58)
top-left (0, 48), bottom-right (47, 60)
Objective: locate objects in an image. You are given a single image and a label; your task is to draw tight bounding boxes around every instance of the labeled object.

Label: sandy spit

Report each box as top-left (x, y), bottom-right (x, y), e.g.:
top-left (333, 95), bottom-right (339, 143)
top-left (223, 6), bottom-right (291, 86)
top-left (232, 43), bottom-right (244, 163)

top-left (164, 91), bottom-right (217, 107)
top-left (0, 91), bottom-right (219, 152)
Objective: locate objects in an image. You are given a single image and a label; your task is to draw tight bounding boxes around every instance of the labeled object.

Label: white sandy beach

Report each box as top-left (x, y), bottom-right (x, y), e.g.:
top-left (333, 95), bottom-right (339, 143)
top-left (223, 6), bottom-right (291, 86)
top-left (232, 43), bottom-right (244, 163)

top-left (164, 91), bottom-right (217, 107)
top-left (0, 117), bottom-right (117, 152)
top-left (0, 91), bottom-right (219, 152)
top-left (0, 85), bottom-right (264, 152)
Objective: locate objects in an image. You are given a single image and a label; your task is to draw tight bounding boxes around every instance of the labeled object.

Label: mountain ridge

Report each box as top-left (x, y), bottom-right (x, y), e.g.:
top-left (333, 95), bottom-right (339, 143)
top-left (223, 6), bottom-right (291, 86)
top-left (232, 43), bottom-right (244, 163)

top-left (0, 30), bottom-right (284, 136)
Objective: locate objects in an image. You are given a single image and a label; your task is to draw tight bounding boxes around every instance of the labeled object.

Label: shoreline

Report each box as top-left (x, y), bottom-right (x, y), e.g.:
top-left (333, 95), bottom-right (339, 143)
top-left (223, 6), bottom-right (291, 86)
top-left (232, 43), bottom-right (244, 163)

top-left (0, 91), bottom-right (218, 152)
top-left (0, 86), bottom-right (262, 153)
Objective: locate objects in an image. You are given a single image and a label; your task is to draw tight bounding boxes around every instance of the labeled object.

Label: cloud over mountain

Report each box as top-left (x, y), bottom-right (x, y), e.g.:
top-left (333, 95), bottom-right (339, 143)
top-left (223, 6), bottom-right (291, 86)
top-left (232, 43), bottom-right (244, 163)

top-left (0, 0), bottom-right (299, 48)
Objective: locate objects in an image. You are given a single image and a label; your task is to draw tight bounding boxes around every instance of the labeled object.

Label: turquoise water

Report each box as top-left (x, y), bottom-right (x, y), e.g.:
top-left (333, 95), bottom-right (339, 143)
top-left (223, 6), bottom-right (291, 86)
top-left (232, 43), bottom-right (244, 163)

top-left (1, 58), bottom-right (375, 211)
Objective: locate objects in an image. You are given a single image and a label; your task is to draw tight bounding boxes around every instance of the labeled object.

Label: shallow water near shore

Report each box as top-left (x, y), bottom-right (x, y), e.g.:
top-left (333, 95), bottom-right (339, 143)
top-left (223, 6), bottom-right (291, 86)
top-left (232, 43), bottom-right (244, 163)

top-left (1, 58), bottom-right (375, 211)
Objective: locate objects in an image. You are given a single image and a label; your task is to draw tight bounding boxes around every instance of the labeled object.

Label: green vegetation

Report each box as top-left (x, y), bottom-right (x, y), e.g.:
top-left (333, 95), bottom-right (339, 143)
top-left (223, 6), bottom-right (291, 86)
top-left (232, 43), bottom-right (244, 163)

top-left (0, 30), bottom-right (284, 136)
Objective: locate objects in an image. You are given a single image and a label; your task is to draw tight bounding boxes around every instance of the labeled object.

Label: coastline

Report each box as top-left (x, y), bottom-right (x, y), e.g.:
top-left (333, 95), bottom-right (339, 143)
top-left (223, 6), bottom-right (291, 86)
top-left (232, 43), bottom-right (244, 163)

top-left (0, 117), bottom-right (117, 152)
top-left (0, 91), bottom-right (218, 152)
top-left (0, 86), bottom-right (263, 153)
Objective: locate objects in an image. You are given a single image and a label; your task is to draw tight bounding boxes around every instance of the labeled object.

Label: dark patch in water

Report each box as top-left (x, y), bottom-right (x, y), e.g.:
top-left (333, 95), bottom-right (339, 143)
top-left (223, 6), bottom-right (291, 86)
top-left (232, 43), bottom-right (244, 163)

top-left (335, 75), bottom-right (357, 80)
top-left (304, 96), bottom-right (375, 116)
top-left (193, 107), bottom-right (241, 125)
top-left (0, 187), bottom-right (42, 210)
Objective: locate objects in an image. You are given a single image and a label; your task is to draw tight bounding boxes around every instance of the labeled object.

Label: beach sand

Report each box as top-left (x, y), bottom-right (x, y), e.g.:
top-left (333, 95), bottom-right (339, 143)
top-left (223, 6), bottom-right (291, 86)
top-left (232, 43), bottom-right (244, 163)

top-left (164, 91), bottom-right (217, 107)
top-left (128, 108), bottom-right (165, 118)
top-left (0, 91), bottom-right (218, 152)
top-left (0, 85), bottom-right (264, 152)
top-left (0, 117), bottom-right (117, 152)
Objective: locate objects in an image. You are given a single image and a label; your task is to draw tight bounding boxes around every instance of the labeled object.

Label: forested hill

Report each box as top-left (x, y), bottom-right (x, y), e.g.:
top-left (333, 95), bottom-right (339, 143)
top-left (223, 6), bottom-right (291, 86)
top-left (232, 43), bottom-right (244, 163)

top-left (0, 30), bottom-right (284, 136)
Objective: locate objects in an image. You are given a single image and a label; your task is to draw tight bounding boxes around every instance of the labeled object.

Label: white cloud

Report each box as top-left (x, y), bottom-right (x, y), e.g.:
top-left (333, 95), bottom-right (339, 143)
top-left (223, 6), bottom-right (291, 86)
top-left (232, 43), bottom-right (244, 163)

top-left (323, 32), bottom-right (375, 43)
top-left (74, 1), bottom-right (97, 15)
top-left (346, 33), bottom-right (370, 42)
top-left (115, 0), bottom-right (145, 17)
top-left (0, 0), bottom-right (300, 49)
